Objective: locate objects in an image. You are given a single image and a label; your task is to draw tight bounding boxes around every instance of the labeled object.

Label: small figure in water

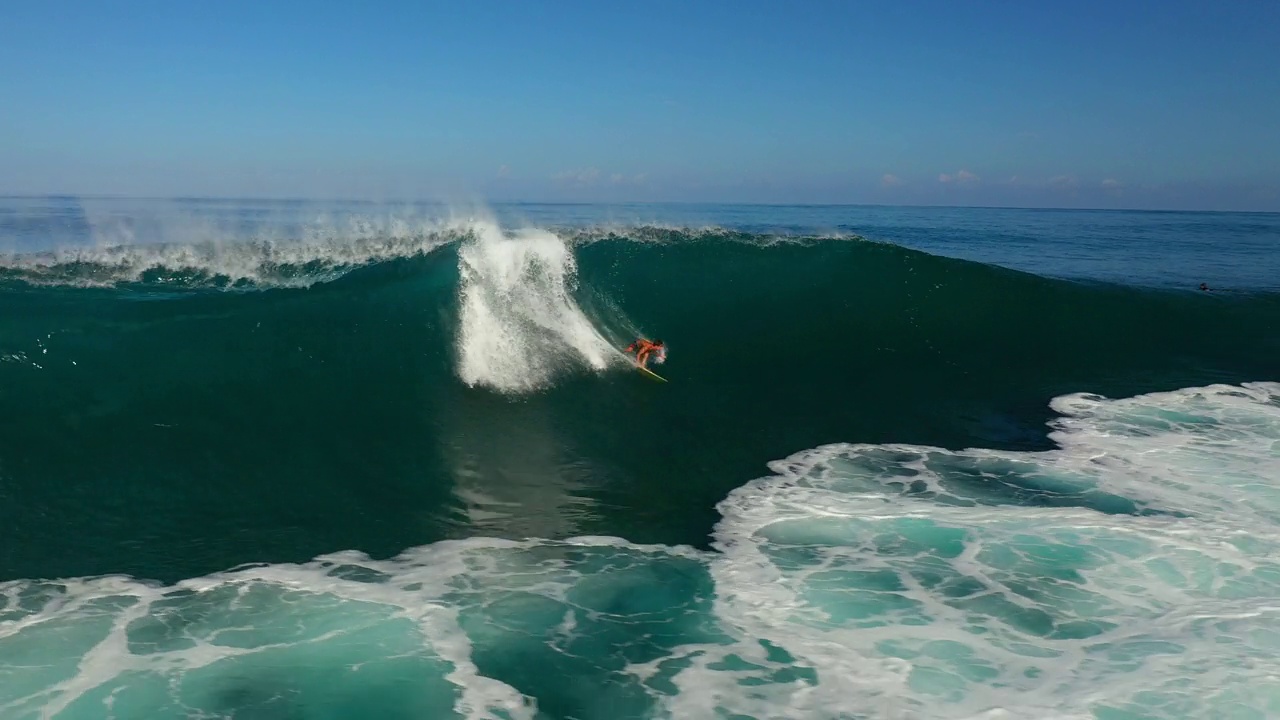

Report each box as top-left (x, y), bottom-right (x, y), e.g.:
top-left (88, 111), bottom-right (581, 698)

top-left (625, 338), bottom-right (665, 368)
top-left (1199, 283), bottom-right (1211, 291)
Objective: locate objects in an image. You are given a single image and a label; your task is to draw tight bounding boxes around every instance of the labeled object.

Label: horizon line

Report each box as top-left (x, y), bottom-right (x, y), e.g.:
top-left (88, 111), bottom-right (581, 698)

top-left (1, 193), bottom-right (1277, 216)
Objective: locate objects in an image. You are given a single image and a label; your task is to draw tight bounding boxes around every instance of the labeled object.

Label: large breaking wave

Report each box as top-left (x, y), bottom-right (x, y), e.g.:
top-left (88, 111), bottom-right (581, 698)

top-left (2, 216), bottom-right (1276, 396)
top-left (3, 210), bottom-right (1280, 717)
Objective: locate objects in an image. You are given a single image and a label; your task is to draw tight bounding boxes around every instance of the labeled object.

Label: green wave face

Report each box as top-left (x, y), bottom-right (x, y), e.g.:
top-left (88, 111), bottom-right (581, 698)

top-left (2, 226), bottom-right (1276, 583)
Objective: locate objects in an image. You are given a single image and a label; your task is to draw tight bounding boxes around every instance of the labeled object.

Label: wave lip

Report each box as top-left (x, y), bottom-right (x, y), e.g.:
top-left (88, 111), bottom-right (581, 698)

top-left (0, 218), bottom-right (863, 292)
top-left (0, 218), bottom-right (484, 290)
top-left (563, 224), bottom-right (860, 247)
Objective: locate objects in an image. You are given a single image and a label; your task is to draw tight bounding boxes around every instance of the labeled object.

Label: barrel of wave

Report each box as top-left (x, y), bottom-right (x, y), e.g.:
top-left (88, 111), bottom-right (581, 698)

top-left (455, 223), bottom-right (632, 393)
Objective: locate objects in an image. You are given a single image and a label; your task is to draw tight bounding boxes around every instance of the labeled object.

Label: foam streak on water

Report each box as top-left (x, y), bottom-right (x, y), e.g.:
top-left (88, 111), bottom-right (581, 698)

top-left (2, 382), bottom-right (1279, 719)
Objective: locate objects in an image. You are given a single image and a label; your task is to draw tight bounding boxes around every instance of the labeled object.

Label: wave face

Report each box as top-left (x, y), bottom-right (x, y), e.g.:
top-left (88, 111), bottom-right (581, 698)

top-left (2, 382), bottom-right (1278, 719)
top-left (2, 220), bottom-right (1279, 576)
top-left (2, 202), bottom-right (1279, 718)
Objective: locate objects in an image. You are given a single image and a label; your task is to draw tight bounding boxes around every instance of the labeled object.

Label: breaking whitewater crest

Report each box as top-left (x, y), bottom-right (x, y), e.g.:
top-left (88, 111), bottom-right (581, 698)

top-left (0, 217), bottom-right (860, 291)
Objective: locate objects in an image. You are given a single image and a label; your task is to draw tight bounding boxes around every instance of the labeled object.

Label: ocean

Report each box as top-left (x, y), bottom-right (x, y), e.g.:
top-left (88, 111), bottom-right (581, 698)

top-left (1, 197), bottom-right (1278, 719)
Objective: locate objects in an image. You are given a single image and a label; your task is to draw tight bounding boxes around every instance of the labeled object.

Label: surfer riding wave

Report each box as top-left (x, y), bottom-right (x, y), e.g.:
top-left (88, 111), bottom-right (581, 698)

top-left (625, 338), bottom-right (665, 369)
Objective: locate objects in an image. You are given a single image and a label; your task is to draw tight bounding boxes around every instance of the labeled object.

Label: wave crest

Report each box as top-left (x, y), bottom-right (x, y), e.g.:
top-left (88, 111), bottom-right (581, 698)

top-left (0, 230), bottom-right (472, 290)
top-left (0, 220), bottom-right (859, 291)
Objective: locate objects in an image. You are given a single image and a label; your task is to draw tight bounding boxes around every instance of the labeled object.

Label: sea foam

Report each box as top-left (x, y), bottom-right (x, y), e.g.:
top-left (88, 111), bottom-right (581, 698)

top-left (2, 382), bottom-right (1278, 719)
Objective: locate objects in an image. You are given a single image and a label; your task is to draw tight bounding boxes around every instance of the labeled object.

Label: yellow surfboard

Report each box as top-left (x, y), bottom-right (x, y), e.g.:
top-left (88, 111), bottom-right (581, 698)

top-left (636, 363), bottom-right (667, 382)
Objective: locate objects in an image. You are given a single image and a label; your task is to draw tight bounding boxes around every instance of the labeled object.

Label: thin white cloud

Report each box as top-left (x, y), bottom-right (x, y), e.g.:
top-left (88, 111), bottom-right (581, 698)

top-left (881, 173), bottom-right (903, 188)
top-left (1102, 178), bottom-right (1123, 189)
top-left (1049, 175), bottom-right (1079, 189)
top-left (550, 168), bottom-right (649, 188)
top-left (550, 167), bottom-right (602, 186)
top-left (939, 170), bottom-right (979, 185)
top-left (496, 165), bottom-right (511, 179)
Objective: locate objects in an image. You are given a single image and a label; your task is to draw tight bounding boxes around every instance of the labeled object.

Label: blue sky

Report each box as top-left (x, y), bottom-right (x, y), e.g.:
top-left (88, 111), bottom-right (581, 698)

top-left (2, 1), bottom-right (1278, 210)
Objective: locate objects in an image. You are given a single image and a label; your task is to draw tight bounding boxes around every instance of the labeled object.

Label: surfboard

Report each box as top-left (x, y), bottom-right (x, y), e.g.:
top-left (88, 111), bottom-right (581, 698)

top-left (636, 364), bottom-right (667, 382)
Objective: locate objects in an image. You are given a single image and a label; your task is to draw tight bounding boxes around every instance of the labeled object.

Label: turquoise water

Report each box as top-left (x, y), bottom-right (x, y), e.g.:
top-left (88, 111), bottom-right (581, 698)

top-left (1, 198), bottom-right (1278, 719)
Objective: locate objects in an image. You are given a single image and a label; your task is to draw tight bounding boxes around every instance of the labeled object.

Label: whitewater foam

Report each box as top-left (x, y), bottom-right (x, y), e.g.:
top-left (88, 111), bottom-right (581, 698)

top-left (455, 222), bottom-right (624, 393)
top-left (2, 383), bottom-right (1278, 719)
top-left (707, 381), bottom-right (1280, 719)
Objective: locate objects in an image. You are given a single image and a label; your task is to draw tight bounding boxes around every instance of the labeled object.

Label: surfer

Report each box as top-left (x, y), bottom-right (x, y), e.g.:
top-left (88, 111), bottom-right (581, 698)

top-left (625, 338), bottom-right (665, 368)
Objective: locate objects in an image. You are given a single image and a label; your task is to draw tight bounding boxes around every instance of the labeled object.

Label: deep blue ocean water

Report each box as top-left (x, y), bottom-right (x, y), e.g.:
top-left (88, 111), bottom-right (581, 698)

top-left (1, 197), bottom-right (1278, 719)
